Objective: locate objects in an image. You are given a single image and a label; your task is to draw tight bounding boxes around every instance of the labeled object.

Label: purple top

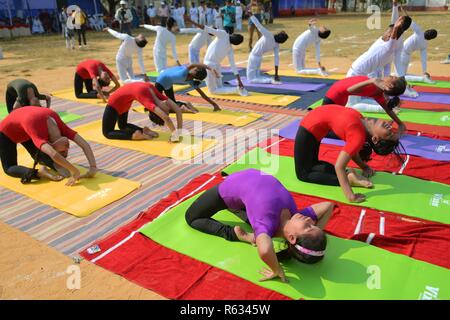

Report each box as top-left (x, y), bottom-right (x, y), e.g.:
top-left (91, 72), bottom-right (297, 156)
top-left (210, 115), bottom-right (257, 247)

top-left (218, 169), bottom-right (298, 237)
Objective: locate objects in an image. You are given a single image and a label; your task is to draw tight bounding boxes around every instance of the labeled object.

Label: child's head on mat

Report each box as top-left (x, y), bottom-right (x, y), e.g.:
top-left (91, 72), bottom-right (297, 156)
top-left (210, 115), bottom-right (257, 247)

top-left (274, 31), bottom-right (289, 44)
top-left (229, 34), bottom-right (244, 46)
top-left (97, 71), bottom-right (112, 88)
top-left (277, 213), bottom-right (327, 264)
top-left (424, 29), bottom-right (438, 40)
top-left (365, 118), bottom-right (404, 160)
top-left (135, 34), bottom-right (148, 48)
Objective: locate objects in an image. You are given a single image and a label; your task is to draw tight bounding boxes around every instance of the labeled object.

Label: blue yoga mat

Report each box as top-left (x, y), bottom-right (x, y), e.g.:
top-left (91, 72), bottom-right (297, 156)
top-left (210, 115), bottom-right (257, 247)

top-left (278, 119), bottom-right (450, 162)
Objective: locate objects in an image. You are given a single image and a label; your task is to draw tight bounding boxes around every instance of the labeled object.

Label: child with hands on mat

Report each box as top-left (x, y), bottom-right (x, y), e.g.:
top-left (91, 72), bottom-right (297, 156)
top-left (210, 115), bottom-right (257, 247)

top-left (295, 105), bottom-right (404, 203)
top-left (102, 82), bottom-right (183, 143)
top-left (185, 169), bottom-right (334, 282)
top-left (0, 106), bottom-right (97, 186)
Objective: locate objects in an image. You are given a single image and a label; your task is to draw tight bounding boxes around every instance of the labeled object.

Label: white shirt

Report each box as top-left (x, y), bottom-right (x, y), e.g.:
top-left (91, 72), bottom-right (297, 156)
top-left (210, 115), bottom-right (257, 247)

top-left (351, 37), bottom-right (398, 76)
top-left (190, 7), bottom-right (198, 19)
top-left (402, 22), bottom-right (428, 72)
top-left (143, 25), bottom-right (178, 60)
top-left (235, 6), bottom-right (243, 19)
top-left (203, 26), bottom-right (238, 75)
top-left (107, 28), bottom-right (146, 74)
top-left (181, 28), bottom-right (211, 50)
top-left (249, 16), bottom-right (279, 65)
top-left (292, 26), bottom-right (321, 63)
top-left (198, 6), bottom-right (206, 20)
top-left (147, 7), bottom-right (156, 18)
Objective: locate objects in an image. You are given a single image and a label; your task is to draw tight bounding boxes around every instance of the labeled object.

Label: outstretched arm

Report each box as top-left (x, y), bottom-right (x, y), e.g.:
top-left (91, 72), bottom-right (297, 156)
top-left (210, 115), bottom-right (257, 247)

top-left (72, 134), bottom-right (97, 178)
top-left (195, 87), bottom-right (221, 111)
top-left (104, 27), bottom-right (128, 40)
top-left (40, 143), bottom-right (80, 186)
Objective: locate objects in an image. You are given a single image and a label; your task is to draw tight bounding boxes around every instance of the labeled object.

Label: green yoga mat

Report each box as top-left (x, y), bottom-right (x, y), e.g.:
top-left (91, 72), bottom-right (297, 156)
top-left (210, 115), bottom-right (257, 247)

top-left (408, 80), bottom-right (450, 89)
top-left (0, 104), bottom-right (83, 123)
top-left (147, 71), bottom-right (160, 77)
top-left (140, 194), bottom-right (450, 300)
top-left (308, 99), bottom-right (450, 127)
top-left (222, 148), bottom-right (450, 224)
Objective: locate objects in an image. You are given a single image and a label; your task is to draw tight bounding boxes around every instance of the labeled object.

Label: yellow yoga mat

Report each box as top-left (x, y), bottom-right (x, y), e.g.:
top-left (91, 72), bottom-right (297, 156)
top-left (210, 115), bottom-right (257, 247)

top-left (132, 105), bottom-right (263, 127)
top-left (187, 90), bottom-right (299, 106)
top-left (268, 69), bottom-right (346, 80)
top-left (74, 120), bottom-right (217, 160)
top-left (0, 148), bottom-right (141, 217)
top-left (52, 85), bottom-right (191, 106)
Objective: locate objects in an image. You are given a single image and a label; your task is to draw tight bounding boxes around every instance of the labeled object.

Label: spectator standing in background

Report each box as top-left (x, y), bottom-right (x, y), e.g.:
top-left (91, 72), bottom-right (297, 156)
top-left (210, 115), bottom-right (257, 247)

top-left (198, 1), bottom-right (206, 25)
top-left (235, 1), bottom-right (243, 32)
top-left (59, 6), bottom-right (68, 38)
top-left (206, 3), bottom-right (214, 27)
top-left (221, 0), bottom-right (236, 35)
top-left (115, 0), bottom-right (133, 35)
top-left (73, 9), bottom-right (88, 48)
top-left (213, 4), bottom-right (223, 30)
top-left (190, 2), bottom-right (199, 26)
top-left (147, 3), bottom-right (157, 25)
top-left (158, 1), bottom-right (170, 27)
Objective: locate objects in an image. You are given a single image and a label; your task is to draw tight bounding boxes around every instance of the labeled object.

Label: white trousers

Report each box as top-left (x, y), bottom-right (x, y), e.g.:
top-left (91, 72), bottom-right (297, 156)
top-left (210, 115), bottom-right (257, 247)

top-left (293, 49), bottom-right (322, 75)
top-left (247, 54), bottom-right (272, 83)
top-left (153, 47), bottom-right (167, 73)
top-left (235, 18), bottom-right (242, 31)
top-left (189, 46), bottom-right (200, 64)
top-left (205, 61), bottom-right (240, 95)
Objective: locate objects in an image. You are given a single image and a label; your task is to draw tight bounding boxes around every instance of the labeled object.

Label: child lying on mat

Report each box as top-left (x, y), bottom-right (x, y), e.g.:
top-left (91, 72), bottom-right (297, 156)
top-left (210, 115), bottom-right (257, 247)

top-left (0, 106), bottom-right (97, 186)
top-left (295, 105), bottom-right (404, 203)
top-left (185, 168), bottom-right (334, 283)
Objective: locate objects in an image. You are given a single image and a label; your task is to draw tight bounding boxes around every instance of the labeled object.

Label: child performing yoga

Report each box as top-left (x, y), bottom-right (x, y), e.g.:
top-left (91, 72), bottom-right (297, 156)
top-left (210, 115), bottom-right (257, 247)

top-left (74, 59), bottom-right (121, 103)
top-left (5, 79), bottom-right (51, 113)
top-left (295, 105), bottom-right (402, 203)
top-left (155, 64), bottom-right (221, 112)
top-left (0, 106), bottom-right (97, 185)
top-left (102, 82), bottom-right (182, 142)
top-left (186, 168), bottom-right (334, 282)
top-left (322, 75), bottom-right (407, 135)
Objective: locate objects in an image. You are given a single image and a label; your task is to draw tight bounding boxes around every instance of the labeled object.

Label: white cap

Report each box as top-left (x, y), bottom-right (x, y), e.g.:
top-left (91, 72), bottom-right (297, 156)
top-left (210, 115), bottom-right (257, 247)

top-left (120, 0), bottom-right (127, 5)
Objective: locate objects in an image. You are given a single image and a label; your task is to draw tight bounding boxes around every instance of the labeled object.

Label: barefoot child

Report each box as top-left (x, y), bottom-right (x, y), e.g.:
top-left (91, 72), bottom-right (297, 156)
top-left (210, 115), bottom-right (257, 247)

top-left (186, 168), bottom-right (334, 282)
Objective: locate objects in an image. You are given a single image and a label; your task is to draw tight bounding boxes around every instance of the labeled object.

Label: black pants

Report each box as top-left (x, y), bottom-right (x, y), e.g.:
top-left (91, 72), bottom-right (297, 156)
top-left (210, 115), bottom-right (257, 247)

top-left (0, 132), bottom-right (55, 179)
top-left (224, 26), bottom-right (234, 34)
top-left (322, 96), bottom-right (335, 105)
top-left (74, 73), bottom-right (98, 99)
top-left (155, 82), bottom-right (176, 103)
top-left (294, 126), bottom-right (339, 186)
top-left (102, 105), bottom-right (143, 140)
top-left (185, 185), bottom-right (251, 242)
top-left (5, 88), bottom-right (17, 113)
top-left (77, 26), bottom-right (87, 45)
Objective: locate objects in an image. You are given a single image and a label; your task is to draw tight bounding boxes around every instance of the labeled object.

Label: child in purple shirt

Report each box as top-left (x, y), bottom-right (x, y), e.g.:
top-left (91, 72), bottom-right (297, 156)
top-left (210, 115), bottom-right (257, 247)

top-left (185, 168), bottom-right (334, 283)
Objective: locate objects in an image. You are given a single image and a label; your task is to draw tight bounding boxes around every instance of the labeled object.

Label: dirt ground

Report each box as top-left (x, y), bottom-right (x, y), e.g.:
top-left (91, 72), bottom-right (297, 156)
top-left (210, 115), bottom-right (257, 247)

top-left (0, 12), bottom-right (449, 300)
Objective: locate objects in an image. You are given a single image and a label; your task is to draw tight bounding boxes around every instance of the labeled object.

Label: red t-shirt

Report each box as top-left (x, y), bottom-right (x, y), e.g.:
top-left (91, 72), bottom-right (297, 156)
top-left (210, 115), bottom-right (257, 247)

top-left (0, 106), bottom-right (77, 148)
top-left (325, 76), bottom-right (387, 106)
top-left (76, 59), bottom-right (114, 80)
top-left (301, 105), bottom-right (366, 157)
top-left (107, 82), bottom-right (168, 115)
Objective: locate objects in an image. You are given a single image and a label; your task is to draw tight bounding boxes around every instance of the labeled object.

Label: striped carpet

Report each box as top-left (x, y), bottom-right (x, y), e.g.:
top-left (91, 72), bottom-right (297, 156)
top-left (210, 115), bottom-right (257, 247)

top-left (0, 97), bottom-right (298, 256)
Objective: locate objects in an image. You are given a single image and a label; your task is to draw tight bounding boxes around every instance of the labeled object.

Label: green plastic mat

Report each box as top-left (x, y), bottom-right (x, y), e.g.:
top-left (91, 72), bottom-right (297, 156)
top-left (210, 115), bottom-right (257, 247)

top-left (409, 80), bottom-right (450, 89)
top-left (140, 193), bottom-right (450, 300)
top-left (0, 104), bottom-right (82, 123)
top-left (146, 71), bottom-right (160, 77)
top-left (308, 99), bottom-right (450, 127)
top-left (222, 148), bottom-right (450, 224)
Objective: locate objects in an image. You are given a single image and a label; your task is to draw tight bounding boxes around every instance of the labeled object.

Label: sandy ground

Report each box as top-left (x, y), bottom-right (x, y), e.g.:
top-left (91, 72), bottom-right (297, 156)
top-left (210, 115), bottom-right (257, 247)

top-left (0, 12), bottom-right (449, 300)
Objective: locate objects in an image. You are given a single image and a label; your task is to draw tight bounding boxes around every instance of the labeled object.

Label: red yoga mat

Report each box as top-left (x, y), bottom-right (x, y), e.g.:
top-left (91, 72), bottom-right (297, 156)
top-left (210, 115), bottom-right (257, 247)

top-left (401, 100), bottom-right (450, 112)
top-left (413, 86), bottom-right (450, 95)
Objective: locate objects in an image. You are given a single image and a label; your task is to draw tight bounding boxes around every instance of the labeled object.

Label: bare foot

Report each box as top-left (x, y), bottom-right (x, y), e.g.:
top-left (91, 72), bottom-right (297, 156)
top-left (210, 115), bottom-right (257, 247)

top-left (234, 226), bottom-right (255, 244)
top-left (143, 127), bottom-right (159, 138)
top-left (132, 130), bottom-right (153, 140)
top-left (348, 169), bottom-right (373, 188)
top-left (38, 167), bottom-right (64, 181)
